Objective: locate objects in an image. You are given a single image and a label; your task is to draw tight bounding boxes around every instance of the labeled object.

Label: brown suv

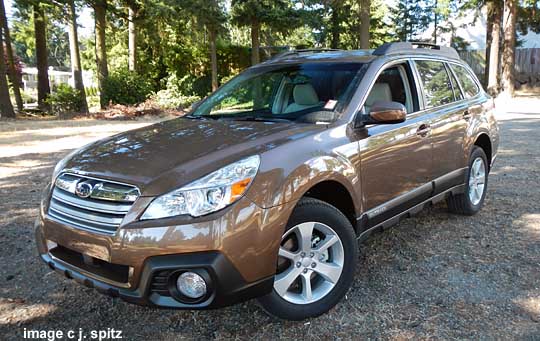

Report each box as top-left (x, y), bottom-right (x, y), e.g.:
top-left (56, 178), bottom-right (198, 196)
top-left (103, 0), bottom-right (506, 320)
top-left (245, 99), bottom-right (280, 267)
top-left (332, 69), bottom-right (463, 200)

top-left (36, 42), bottom-right (499, 320)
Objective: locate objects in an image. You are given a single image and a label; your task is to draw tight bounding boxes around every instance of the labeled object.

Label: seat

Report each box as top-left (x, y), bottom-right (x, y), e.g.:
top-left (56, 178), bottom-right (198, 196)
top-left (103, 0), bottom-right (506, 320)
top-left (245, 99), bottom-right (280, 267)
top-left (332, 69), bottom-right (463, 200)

top-left (365, 83), bottom-right (392, 113)
top-left (284, 83), bottom-right (320, 113)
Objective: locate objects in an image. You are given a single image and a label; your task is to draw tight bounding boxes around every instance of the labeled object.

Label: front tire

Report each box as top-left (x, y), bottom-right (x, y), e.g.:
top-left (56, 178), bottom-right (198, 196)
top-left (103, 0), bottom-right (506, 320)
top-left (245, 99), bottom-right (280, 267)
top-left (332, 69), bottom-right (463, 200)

top-left (258, 197), bottom-right (357, 320)
top-left (447, 146), bottom-right (489, 215)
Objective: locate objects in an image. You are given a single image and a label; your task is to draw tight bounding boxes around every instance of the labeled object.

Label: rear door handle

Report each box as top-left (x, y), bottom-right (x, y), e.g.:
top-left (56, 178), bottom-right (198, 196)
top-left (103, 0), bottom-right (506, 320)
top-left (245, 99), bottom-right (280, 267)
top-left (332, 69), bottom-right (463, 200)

top-left (463, 110), bottom-right (472, 121)
top-left (416, 124), bottom-right (430, 137)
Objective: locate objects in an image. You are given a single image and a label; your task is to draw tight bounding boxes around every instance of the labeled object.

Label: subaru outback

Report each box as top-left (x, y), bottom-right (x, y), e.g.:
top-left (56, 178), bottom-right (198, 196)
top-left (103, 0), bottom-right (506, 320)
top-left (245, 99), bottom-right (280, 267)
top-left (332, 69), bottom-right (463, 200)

top-left (36, 42), bottom-right (499, 320)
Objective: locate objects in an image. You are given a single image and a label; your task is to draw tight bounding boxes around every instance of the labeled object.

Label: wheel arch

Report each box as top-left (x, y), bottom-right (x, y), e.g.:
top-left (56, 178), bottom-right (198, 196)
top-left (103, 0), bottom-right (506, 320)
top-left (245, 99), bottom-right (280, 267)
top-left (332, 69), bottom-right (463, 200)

top-left (473, 133), bottom-right (492, 170)
top-left (302, 180), bottom-right (357, 229)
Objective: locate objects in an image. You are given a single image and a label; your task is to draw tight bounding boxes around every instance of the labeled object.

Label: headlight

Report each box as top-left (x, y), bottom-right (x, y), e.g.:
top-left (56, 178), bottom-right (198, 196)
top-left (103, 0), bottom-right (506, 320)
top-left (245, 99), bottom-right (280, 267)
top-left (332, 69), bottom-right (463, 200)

top-left (141, 155), bottom-right (260, 219)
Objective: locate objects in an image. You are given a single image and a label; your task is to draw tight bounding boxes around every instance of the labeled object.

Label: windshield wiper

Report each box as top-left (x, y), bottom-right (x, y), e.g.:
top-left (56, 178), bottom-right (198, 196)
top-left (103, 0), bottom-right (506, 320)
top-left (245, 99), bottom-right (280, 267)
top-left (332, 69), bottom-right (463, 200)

top-left (229, 116), bottom-right (293, 123)
top-left (183, 114), bottom-right (220, 120)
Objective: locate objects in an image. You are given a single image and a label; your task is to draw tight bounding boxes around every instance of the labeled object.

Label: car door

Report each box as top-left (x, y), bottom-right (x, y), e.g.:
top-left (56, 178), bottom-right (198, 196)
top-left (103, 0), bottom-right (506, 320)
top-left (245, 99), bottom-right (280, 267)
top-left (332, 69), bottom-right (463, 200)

top-left (413, 59), bottom-right (469, 194)
top-left (359, 60), bottom-right (433, 226)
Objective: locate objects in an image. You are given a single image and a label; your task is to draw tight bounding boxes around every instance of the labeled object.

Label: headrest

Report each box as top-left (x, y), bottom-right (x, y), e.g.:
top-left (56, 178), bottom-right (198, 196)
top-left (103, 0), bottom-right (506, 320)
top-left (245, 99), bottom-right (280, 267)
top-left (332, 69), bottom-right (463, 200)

top-left (293, 84), bottom-right (319, 106)
top-left (365, 83), bottom-right (392, 107)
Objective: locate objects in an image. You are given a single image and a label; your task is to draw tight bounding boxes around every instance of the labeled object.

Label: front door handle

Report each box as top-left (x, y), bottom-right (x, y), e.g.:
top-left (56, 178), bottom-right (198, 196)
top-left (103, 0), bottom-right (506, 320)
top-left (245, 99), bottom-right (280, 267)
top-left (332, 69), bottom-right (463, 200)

top-left (416, 124), bottom-right (430, 137)
top-left (463, 110), bottom-right (472, 121)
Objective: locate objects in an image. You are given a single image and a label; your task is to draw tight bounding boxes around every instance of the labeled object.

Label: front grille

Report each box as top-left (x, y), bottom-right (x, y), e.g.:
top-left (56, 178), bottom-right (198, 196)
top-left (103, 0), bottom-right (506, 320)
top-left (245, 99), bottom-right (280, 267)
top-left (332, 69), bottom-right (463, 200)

top-left (48, 173), bottom-right (140, 235)
top-left (150, 270), bottom-right (173, 296)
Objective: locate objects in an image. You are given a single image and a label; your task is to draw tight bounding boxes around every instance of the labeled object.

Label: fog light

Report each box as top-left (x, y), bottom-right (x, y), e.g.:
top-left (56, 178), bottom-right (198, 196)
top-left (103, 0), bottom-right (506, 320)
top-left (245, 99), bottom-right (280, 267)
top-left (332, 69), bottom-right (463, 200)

top-left (176, 272), bottom-right (207, 299)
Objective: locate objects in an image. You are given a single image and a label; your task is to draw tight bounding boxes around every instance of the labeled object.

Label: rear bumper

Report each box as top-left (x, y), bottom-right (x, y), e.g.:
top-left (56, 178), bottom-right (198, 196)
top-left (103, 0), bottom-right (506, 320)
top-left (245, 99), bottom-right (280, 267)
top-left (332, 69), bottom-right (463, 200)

top-left (37, 225), bottom-right (273, 309)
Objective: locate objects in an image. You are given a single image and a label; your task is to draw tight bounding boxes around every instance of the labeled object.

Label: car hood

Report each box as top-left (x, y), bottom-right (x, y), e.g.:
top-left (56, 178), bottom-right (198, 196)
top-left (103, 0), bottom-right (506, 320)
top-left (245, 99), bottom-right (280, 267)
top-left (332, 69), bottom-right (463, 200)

top-left (63, 117), bottom-right (324, 196)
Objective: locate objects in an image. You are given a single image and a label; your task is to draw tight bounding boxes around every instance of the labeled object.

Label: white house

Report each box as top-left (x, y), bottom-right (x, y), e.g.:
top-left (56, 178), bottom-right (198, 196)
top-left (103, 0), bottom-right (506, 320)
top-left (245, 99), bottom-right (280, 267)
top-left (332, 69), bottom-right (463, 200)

top-left (22, 67), bottom-right (96, 94)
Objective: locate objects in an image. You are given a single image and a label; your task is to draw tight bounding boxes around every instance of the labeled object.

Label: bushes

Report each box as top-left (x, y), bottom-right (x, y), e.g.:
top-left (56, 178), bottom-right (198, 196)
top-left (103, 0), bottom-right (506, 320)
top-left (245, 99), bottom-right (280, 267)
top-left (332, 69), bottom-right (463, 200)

top-left (102, 69), bottom-right (154, 105)
top-left (46, 84), bottom-right (86, 114)
top-left (150, 89), bottom-right (200, 110)
top-left (21, 90), bottom-right (37, 104)
top-left (161, 74), bottom-right (209, 98)
top-left (85, 86), bottom-right (98, 97)
top-left (150, 74), bottom-right (201, 110)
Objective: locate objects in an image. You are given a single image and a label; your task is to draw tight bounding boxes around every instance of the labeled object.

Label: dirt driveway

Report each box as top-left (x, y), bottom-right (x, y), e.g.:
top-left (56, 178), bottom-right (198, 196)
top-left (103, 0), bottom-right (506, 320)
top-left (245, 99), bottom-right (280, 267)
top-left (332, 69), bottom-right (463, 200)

top-left (1, 102), bottom-right (539, 340)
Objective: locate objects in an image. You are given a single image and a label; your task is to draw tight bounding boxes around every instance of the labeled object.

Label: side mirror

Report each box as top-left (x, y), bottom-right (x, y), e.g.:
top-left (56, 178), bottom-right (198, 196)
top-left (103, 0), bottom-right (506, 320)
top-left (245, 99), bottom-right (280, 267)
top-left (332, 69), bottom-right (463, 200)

top-left (363, 101), bottom-right (407, 125)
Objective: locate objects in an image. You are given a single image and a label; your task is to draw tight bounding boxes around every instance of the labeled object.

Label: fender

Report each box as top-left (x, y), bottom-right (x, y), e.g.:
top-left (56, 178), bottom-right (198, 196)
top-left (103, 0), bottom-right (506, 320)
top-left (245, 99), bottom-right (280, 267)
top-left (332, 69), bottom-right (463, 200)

top-left (245, 124), bottom-right (362, 215)
top-left (250, 155), bottom-right (360, 210)
top-left (463, 96), bottom-right (499, 163)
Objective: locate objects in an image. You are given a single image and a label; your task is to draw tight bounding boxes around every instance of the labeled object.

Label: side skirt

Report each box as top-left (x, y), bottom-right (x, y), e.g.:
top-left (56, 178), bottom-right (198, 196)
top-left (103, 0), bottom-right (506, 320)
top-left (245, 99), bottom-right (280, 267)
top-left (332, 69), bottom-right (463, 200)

top-left (356, 184), bottom-right (465, 243)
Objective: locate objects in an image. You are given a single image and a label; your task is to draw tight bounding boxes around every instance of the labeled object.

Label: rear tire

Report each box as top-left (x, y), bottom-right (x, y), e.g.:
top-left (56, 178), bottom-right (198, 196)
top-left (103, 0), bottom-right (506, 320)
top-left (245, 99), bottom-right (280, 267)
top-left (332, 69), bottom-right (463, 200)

top-left (258, 197), bottom-right (357, 321)
top-left (447, 146), bottom-right (488, 215)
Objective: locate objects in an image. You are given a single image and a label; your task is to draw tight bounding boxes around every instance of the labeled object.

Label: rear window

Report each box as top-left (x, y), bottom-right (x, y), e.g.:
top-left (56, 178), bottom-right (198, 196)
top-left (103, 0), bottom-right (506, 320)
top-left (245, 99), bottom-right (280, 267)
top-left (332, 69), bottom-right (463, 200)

top-left (415, 60), bottom-right (455, 109)
top-left (451, 64), bottom-right (480, 98)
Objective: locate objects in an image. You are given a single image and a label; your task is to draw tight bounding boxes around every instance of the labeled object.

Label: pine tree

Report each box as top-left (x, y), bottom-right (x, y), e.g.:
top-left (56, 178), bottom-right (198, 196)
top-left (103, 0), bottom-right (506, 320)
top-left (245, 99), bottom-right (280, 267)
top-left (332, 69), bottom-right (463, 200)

top-left (0, 22), bottom-right (15, 117)
top-left (359, 0), bottom-right (370, 48)
top-left (186, 0), bottom-right (227, 91)
top-left (391, 0), bottom-right (431, 41)
top-left (90, 0), bottom-right (108, 108)
top-left (33, 3), bottom-right (51, 110)
top-left (231, 0), bottom-right (301, 65)
top-left (501, 0), bottom-right (517, 97)
top-left (67, 0), bottom-right (88, 113)
top-left (0, 0), bottom-right (23, 112)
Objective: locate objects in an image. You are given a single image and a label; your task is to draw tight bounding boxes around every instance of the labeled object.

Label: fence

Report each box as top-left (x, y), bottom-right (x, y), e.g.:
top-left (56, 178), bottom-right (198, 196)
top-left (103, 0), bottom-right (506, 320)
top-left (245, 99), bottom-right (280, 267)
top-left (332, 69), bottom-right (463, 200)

top-left (459, 48), bottom-right (540, 85)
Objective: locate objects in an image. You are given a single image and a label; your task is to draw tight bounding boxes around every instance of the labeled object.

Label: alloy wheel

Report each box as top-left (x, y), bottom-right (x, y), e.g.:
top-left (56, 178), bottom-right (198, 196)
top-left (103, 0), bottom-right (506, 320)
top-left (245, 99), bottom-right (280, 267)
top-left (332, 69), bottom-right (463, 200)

top-left (274, 222), bottom-right (344, 305)
top-left (468, 157), bottom-right (486, 206)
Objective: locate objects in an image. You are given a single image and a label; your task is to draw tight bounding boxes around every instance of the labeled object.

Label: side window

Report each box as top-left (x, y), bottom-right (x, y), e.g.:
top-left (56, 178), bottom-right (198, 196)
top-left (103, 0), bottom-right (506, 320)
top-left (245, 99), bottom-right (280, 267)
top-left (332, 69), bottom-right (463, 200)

top-left (415, 60), bottom-right (455, 109)
top-left (364, 63), bottom-right (417, 114)
top-left (451, 64), bottom-right (480, 98)
top-left (447, 64), bottom-right (464, 101)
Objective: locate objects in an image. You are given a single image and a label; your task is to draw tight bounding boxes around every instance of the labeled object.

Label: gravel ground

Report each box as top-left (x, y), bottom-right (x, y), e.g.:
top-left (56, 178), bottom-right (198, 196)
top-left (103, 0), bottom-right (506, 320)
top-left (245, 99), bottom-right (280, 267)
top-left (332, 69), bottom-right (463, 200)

top-left (0, 101), bottom-right (539, 340)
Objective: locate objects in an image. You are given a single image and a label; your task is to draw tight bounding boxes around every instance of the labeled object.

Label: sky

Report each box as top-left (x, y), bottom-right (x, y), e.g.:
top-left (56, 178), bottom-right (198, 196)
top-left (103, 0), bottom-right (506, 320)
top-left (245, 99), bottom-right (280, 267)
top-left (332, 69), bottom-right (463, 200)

top-left (5, 0), bottom-right (95, 37)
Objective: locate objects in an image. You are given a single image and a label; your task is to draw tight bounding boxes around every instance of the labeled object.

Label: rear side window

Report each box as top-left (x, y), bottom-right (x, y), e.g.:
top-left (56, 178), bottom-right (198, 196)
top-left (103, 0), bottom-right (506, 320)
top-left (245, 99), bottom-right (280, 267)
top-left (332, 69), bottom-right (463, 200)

top-left (447, 64), bottom-right (464, 101)
top-left (415, 60), bottom-right (454, 109)
top-left (451, 64), bottom-right (480, 98)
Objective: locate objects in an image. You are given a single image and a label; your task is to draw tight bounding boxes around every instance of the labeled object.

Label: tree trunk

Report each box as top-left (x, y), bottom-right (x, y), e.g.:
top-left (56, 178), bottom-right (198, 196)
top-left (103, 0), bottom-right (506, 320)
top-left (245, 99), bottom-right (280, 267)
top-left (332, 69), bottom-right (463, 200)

top-left (67, 0), bottom-right (88, 113)
top-left (33, 4), bottom-right (50, 110)
top-left (359, 0), bottom-right (370, 49)
top-left (432, 0), bottom-right (438, 44)
top-left (250, 19), bottom-right (262, 107)
top-left (330, 2), bottom-right (340, 49)
top-left (501, 0), bottom-right (517, 98)
top-left (250, 19), bottom-right (260, 65)
top-left (433, 15), bottom-right (438, 43)
top-left (0, 24), bottom-right (15, 118)
top-left (484, 1), bottom-right (494, 88)
top-left (0, 0), bottom-right (22, 112)
top-left (94, 0), bottom-right (108, 108)
top-left (488, 0), bottom-right (502, 94)
top-left (209, 28), bottom-right (218, 92)
top-left (128, 3), bottom-right (137, 72)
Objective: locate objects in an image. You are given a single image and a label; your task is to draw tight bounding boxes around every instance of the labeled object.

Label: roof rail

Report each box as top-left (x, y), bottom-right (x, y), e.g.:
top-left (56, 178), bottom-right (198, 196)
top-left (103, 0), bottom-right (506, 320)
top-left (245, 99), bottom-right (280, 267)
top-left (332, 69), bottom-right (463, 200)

top-left (271, 48), bottom-right (342, 60)
top-left (372, 42), bottom-right (460, 60)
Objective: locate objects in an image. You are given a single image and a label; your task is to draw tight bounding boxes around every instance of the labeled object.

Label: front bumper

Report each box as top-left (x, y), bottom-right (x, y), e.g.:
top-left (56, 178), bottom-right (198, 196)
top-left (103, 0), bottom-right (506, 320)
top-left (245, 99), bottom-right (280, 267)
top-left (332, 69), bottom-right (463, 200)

top-left (38, 245), bottom-right (273, 309)
top-left (35, 195), bottom-right (296, 309)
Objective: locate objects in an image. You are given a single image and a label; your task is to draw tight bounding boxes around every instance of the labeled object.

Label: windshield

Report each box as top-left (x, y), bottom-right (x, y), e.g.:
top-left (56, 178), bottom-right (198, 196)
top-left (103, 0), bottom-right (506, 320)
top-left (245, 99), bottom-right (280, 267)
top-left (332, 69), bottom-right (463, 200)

top-left (191, 62), bottom-right (364, 123)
